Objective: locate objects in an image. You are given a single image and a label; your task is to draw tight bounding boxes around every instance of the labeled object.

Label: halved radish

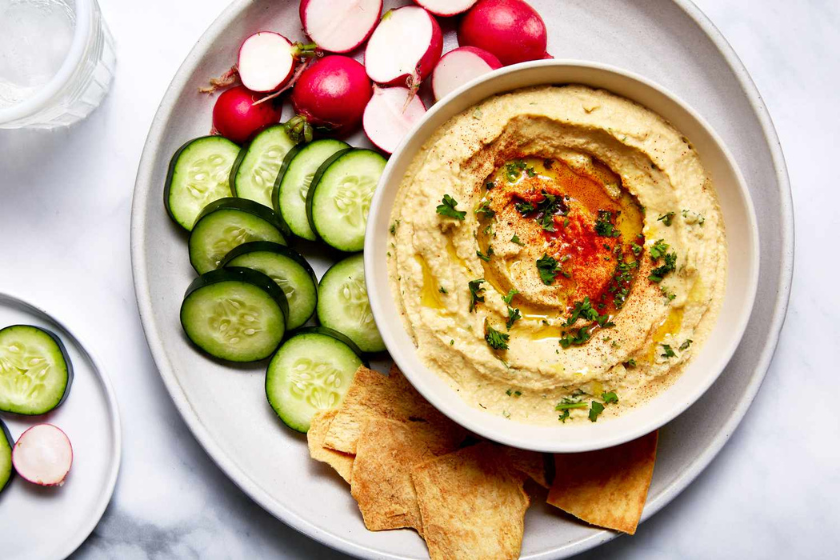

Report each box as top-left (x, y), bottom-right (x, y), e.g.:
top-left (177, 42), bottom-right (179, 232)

top-left (413, 0), bottom-right (477, 17)
top-left (300, 0), bottom-right (383, 53)
top-left (363, 86), bottom-right (427, 154)
top-left (432, 46), bottom-right (502, 102)
top-left (365, 7), bottom-right (443, 88)
top-left (238, 32), bottom-right (318, 93)
top-left (12, 424), bottom-right (73, 487)
top-left (457, 0), bottom-right (548, 65)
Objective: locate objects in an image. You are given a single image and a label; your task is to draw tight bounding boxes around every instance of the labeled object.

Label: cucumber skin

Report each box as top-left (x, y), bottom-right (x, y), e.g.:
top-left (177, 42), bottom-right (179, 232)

top-left (164, 136), bottom-right (239, 232)
top-left (180, 268), bottom-right (289, 362)
top-left (305, 148), bottom-right (354, 246)
top-left (0, 417), bottom-right (14, 494)
top-left (0, 325), bottom-right (74, 416)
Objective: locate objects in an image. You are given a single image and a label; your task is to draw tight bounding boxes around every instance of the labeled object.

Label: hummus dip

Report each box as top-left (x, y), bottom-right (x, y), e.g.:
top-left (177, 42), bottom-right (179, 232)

top-left (387, 85), bottom-right (726, 425)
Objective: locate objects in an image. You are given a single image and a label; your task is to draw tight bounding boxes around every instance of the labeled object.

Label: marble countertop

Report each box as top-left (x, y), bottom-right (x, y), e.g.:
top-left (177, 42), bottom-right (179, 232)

top-left (0, 0), bottom-right (834, 558)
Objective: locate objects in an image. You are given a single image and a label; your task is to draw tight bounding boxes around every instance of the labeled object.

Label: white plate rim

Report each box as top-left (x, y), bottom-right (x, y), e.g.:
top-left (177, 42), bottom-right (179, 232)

top-left (0, 290), bottom-right (123, 560)
top-left (129, 0), bottom-right (794, 557)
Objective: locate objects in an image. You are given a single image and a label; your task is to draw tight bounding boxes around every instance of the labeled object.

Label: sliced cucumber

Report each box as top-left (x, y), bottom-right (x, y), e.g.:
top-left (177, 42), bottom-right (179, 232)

top-left (0, 418), bottom-right (13, 493)
top-left (180, 268), bottom-right (288, 362)
top-left (307, 149), bottom-right (387, 252)
top-left (231, 125), bottom-right (298, 210)
top-left (317, 253), bottom-right (385, 353)
top-left (189, 198), bottom-right (287, 275)
top-left (0, 325), bottom-right (73, 415)
top-left (221, 242), bottom-right (318, 330)
top-left (266, 327), bottom-right (365, 432)
top-left (273, 139), bottom-right (349, 241)
top-left (164, 136), bottom-right (240, 231)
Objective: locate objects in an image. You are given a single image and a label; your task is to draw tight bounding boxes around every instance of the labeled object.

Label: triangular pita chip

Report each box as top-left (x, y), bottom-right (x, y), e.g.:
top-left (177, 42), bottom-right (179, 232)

top-left (307, 408), bottom-right (354, 483)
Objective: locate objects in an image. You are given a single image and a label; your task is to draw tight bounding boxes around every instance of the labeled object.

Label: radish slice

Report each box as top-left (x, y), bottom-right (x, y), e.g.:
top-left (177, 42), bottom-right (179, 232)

top-left (12, 424), bottom-right (73, 487)
top-left (432, 46), bottom-right (502, 102)
top-left (300, 0), bottom-right (383, 53)
top-left (238, 32), bottom-right (316, 93)
top-left (413, 0), bottom-right (477, 17)
top-left (363, 86), bottom-right (427, 154)
top-left (365, 6), bottom-right (443, 87)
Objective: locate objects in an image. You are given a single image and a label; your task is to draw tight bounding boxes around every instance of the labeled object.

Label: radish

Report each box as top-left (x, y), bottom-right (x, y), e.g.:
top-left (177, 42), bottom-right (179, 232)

top-left (413, 0), bottom-right (477, 17)
top-left (431, 46), bottom-right (502, 102)
top-left (363, 86), bottom-right (427, 154)
top-left (365, 7), bottom-right (443, 89)
top-left (300, 0), bottom-right (382, 53)
top-left (213, 85), bottom-right (282, 144)
top-left (237, 32), bottom-right (318, 93)
top-left (12, 424), bottom-right (73, 487)
top-left (287, 55), bottom-right (373, 142)
top-left (457, 0), bottom-right (548, 66)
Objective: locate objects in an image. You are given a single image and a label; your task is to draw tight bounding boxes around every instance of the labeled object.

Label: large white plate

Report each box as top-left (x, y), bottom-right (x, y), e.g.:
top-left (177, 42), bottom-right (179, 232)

top-left (0, 293), bottom-right (121, 560)
top-left (130, 0), bottom-right (793, 558)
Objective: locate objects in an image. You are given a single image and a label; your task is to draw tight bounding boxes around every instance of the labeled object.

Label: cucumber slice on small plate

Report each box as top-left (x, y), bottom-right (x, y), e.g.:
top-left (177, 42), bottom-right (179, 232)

top-left (0, 418), bottom-right (13, 493)
top-left (273, 138), bottom-right (349, 241)
top-left (0, 324), bottom-right (73, 415)
top-left (230, 125), bottom-right (298, 209)
top-left (307, 148), bottom-right (387, 252)
top-left (189, 198), bottom-right (287, 275)
top-left (164, 136), bottom-right (240, 231)
top-left (181, 268), bottom-right (288, 362)
top-left (317, 253), bottom-right (385, 353)
top-left (221, 242), bottom-right (318, 330)
top-left (266, 327), bottom-right (365, 433)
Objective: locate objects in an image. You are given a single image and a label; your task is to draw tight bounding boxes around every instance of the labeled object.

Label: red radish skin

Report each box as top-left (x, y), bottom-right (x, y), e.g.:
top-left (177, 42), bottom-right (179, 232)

top-left (365, 7), bottom-right (443, 88)
top-left (212, 86), bottom-right (282, 144)
top-left (12, 424), bottom-right (73, 487)
top-left (290, 55), bottom-right (372, 139)
top-left (413, 0), bottom-right (477, 17)
top-left (238, 32), bottom-right (317, 93)
top-left (363, 86), bottom-right (427, 154)
top-left (458, 0), bottom-right (548, 66)
top-left (431, 46), bottom-right (502, 102)
top-left (300, 0), bottom-right (382, 53)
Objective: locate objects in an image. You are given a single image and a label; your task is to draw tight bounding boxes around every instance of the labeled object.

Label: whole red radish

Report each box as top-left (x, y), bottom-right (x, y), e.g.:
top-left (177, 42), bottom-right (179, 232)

top-left (363, 86), bottom-right (427, 154)
top-left (365, 6), bottom-right (443, 88)
top-left (458, 0), bottom-right (548, 65)
top-left (238, 31), bottom-right (318, 93)
top-left (12, 424), bottom-right (73, 487)
top-left (432, 46), bottom-right (501, 102)
top-left (300, 0), bottom-right (382, 53)
top-left (213, 86), bottom-right (282, 144)
top-left (413, 0), bottom-right (477, 17)
top-left (287, 55), bottom-right (372, 142)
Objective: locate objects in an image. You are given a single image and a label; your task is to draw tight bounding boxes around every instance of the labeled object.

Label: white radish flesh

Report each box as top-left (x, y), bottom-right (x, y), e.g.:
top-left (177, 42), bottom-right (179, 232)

top-left (413, 0), bottom-right (477, 17)
top-left (365, 7), bottom-right (443, 87)
top-left (432, 46), bottom-right (502, 102)
top-left (300, 0), bottom-right (383, 53)
top-left (238, 32), bottom-right (296, 93)
top-left (363, 86), bottom-right (427, 154)
top-left (12, 424), bottom-right (73, 487)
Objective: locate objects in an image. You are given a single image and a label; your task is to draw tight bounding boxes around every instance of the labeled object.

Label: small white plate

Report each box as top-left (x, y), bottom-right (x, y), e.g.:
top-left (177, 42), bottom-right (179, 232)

top-left (0, 292), bottom-right (121, 560)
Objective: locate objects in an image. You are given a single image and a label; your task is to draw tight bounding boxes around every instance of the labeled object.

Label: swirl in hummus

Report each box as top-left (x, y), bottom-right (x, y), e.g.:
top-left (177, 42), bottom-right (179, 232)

top-left (387, 85), bottom-right (726, 425)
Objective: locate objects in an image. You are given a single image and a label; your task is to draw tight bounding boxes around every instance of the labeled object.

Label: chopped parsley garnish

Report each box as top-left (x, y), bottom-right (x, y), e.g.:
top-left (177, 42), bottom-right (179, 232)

top-left (476, 247), bottom-right (493, 262)
top-left (631, 243), bottom-right (643, 255)
top-left (485, 325), bottom-right (510, 350)
top-left (514, 200), bottom-right (536, 214)
top-left (515, 190), bottom-right (567, 232)
top-left (649, 239), bottom-right (669, 260)
top-left (661, 286), bottom-right (676, 302)
top-left (506, 306), bottom-right (521, 330)
top-left (468, 279), bottom-right (485, 312)
top-left (506, 389), bottom-right (522, 397)
top-left (649, 252), bottom-right (677, 283)
top-left (624, 358), bottom-right (637, 368)
top-left (389, 222), bottom-right (397, 234)
top-left (657, 212), bottom-right (676, 226)
top-left (510, 234), bottom-right (525, 246)
top-left (602, 391), bottom-right (619, 404)
top-left (679, 339), bottom-right (693, 351)
top-left (536, 254), bottom-right (559, 285)
top-left (525, 166), bottom-right (537, 177)
top-left (564, 297), bottom-right (614, 328)
top-left (555, 399), bottom-right (588, 411)
top-left (661, 344), bottom-right (676, 358)
top-left (560, 326), bottom-right (592, 348)
top-left (503, 289), bottom-right (519, 304)
top-left (594, 210), bottom-right (620, 237)
top-left (436, 194), bottom-right (466, 220)
top-left (485, 181), bottom-right (496, 190)
top-left (505, 160), bottom-right (528, 182)
top-left (589, 401), bottom-right (605, 422)
top-left (439, 286), bottom-right (447, 294)
top-left (475, 201), bottom-right (495, 219)
top-left (682, 209), bottom-right (705, 226)
top-left (558, 409), bottom-right (571, 423)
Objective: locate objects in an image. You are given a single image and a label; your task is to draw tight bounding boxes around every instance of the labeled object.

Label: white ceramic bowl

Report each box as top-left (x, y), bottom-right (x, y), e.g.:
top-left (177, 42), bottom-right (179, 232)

top-left (365, 60), bottom-right (759, 453)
